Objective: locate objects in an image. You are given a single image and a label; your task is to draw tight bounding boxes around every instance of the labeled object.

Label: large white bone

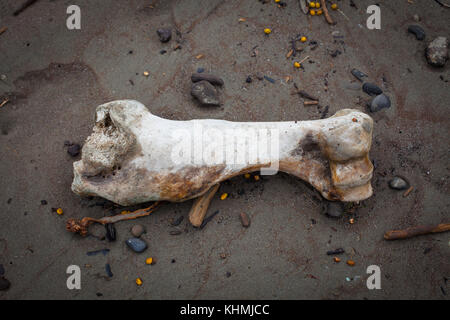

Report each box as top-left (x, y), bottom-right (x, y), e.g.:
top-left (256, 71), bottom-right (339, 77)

top-left (72, 100), bottom-right (374, 205)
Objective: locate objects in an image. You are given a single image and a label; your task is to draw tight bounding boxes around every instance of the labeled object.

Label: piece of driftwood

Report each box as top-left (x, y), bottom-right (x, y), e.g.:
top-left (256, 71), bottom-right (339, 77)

top-left (384, 223), bottom-right (450, 240)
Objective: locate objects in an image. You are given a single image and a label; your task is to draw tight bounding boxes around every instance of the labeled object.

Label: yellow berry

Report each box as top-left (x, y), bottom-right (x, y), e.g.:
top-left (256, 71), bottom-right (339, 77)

top-left (309, 2), bottom-right (316, 8)
top-left (143, 71), bottom-right (149, 77)
top-left (347, 260), bottom-right (355, 266)
top-left (136, 277), bottom-right (143, 286)
top-left (145, 257), bottom-right (153, 265)
top-left (294, 62), bottom-right (301, 68)
top-left (301, 36), bottom-right (307, 42)
top-left (315, 2), bottom-right (321, 8)
top-left (331, 3), bottom-right (338, 10)
top-left (317, 9), bottom-right (323, 15)
top-left (275, 0), bottom-right (281, 2)
top-left (220, 193), bottom-right (228, 200)
top-left (310, 9), bottom-right (316, 15)
top-left (254, 175), bottom-right (260, 181)
top-left (244, 173), bottom-right (251, 179)
top-left (264, 28), bottom-right (272, 34)
top-left (56, 208), bottom-right (63, 215)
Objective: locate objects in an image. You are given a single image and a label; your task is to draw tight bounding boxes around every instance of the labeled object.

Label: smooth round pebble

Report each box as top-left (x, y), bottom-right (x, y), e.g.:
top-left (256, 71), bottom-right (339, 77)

top-left (125, 238), bottom-right (147, 253)
top-left (131, 224), bottom-right (145, 237)
top-left (363, 82), bottom-right (383, 96)
top-left (370, 94), bottom-right (391, 112)
top-left (389, 177), bottom-right (409, 190)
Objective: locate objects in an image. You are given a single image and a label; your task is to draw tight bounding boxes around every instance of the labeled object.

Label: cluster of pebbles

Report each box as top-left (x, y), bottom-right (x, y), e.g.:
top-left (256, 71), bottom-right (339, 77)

top-left (408, 24), bottom-right (448, 68)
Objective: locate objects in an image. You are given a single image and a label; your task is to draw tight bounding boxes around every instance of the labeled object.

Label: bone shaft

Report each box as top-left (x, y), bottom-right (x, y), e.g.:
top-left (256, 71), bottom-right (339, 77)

top-left (384, 223), bottom-right (450, 240)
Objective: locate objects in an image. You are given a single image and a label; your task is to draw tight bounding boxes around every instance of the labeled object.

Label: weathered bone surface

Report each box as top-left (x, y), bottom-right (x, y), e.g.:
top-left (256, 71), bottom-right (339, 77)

top-left (72, 100), bottom-right (374, 205)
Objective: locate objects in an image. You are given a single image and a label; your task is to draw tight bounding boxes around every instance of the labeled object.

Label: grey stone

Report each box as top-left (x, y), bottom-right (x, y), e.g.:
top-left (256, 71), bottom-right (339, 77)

top-left (130, 224), bottom-right (145, 237)
top-left (369, 94), bottom-right (391, 112)
top-left (426, 37), bottom-right (448, 67)
top-left (156, 28), bottom-right (172, 43)
top-left (125, 238), bottom-right (147, 253)
top-left (363, 83), bottom-right (383, 96)
top-left (389, 177), bottom-right (409, 190)
top-left (191, 81), bottom-right (220, 106)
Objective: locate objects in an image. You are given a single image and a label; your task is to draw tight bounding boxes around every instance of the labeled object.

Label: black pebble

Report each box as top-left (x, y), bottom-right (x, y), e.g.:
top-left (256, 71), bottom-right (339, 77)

top-left (408, 25), bottom-right (426, 41)
top-left (105, 264), bottom-right (113, 277)
top-left (171, 215), bottom-right (184, 226)
top-left (327, 248), bottom-right (345, 255)
top-left (41, 200), bottom-right (47, 205)
top-left (351, 69), bottom-right (368, 82)
top-left (362, 83), bottom-right (383, 96)
top-left (246, 76), bottom-right (252, 83)
top-left (0, 264), bottom-right (4, 276)
top-left (67, 144), bottom-right (81, 157)
top-left (226, 272), bottom-right (231, 278)
top-left (0, 277), bottom-right (10, 291)
top-left (105, 223), bottom-right (116, 242)
top-left (160, 49), bottom-right (167, 54)
top-left (156, 28), bottom-right (172, 43)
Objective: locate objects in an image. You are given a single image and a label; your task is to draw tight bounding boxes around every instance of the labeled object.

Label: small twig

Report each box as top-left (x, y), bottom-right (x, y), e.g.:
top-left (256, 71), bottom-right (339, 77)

top-left (0, 98), bottom-right (9, 108)
top-left (384, 223), bottom-right (450, 240)
top-left (434, 0), bottom-right (450, 8)
top-left (299, 55), bottom-right (310, 64)
top-left (320, 0), bottom-right (335, 25)
top-left (304, 100), bottom-right (319, 106)
top-left (13, 0), bottom-right (39, 16)
top-left (403, 186), bottom-right (414, 197)
top-left (337, 9), bottom-right (350, 21)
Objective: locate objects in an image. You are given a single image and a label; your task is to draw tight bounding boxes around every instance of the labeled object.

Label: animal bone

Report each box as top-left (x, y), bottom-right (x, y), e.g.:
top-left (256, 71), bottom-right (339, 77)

top-left (71, 100), bottom-right (374, 206)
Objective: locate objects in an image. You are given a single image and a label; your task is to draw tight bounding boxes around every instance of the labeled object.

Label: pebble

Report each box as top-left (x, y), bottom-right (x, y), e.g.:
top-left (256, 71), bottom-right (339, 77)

top-left (256, 72), bottom-right (264, 80)
top-left (327, 248), bottom-right (345, 256)
top-left (105, 223), bottom-right (116, 242)
top-left (131, 224), bottom-right (145, 237)
top-left (408, 25), bottom-right (425, 41)
top-left (389, 176), bottom-right (409, 190)
top-left (0, 264), bottom-right (4, 276)
top-left (191, 81), bottom-right (220, 106)
top-left (426, 36), bottom-right (448, 67)
top-left (170, 230), bottom-right (182, 236)
top-left (191, 73), bottom-right (224, 86)
top-left (0, 277), bottom-right (10, 291)
top-left (105, 263), bottom-right (113, 277)
top-left (156, 28), bottom-right (172, 43)
top-left (413, 14), bottom-right (420, 22)
top-left (323, 201), bottom-right (344, 218)
top-left (369, 94), bottom-right (391, 112)
top-left (351, 69), bottom-right (367, 82)
top-left (67, 144), bottom-right (81, 157)
top-left (245, 76), bottom-right (252, 83)
top-left (239, 212), bottom-right (251, 228)
top-left (125, 238), bottom-right (148, 253)
top-left (362, 83), bottom-right (383, 96)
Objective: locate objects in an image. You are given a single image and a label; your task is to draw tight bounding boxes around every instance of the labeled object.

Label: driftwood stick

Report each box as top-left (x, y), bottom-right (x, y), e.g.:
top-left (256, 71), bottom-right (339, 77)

top-left (321, 0), bottom-right (335, 25)
top-left (189, 184), bottom-right (220, 227)
top-left (384, 223), bottom-right (450, 240)
top-left (66, 202), bottom-right (162, 236)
